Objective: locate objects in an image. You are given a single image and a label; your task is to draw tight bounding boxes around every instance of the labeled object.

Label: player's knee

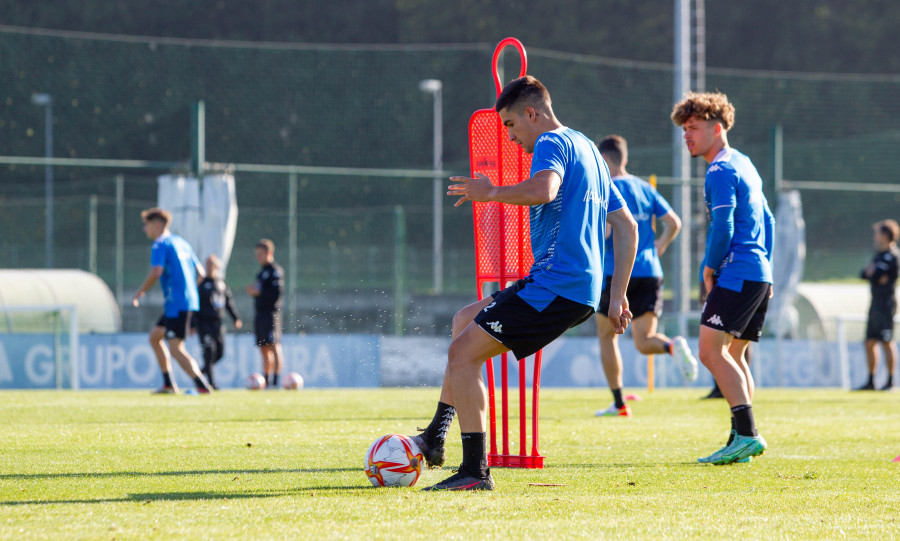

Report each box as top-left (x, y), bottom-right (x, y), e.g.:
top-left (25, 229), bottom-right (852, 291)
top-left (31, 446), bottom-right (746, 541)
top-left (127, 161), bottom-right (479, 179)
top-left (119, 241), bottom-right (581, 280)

top-left (149, 329), bottom-right (164, 344)
top-left (633, 334), bottom-right (653, 354)
top-left (451, 309), bottom-right (475, 337)
top-left (446, 340), bottom-right (481, 372)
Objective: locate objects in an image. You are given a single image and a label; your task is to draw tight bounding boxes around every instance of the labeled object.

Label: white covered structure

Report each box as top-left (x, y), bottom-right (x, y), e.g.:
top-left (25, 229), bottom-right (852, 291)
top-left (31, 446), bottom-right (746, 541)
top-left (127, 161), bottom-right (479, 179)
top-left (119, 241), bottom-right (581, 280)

top-left (0, 269), bottom-right (120, 333)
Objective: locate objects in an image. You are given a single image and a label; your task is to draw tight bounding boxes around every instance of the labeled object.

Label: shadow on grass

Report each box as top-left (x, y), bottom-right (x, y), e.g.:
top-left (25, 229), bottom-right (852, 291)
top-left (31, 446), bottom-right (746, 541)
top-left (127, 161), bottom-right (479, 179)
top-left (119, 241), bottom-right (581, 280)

top-left (0, 466), bottom-right (359, 481)
top-left (0, 485), bottom-right (373, 506)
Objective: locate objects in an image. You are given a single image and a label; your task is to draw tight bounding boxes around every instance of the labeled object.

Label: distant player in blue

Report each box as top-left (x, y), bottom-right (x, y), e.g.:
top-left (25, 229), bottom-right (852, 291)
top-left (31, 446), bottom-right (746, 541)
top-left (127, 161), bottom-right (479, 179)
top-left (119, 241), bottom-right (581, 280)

top-left (411, 76), bottom-right (638, 491)
top-left (593, 135), bottom-right (698, 418)
top-left (672, 92), bottom-right (774, 465)
top-left (132, 208), bottom-right (213, 394)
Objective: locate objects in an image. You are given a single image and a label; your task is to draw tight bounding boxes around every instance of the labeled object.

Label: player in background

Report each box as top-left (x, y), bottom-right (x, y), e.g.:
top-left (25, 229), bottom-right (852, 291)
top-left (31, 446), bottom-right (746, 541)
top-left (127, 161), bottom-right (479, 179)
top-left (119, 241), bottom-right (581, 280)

top-left (856, 219), bottom-right (899, 391)
top-left (412, 76), bottom-right (638, 491)
top-left (246, 239), bottom-right (284, 389)
top-left (671, 92), bottom-right (774, 465)
top-left (194, 254), bottom-right (242, 389)
top-left (132, 208), bottom-right (213, 394)
top-left (593, 135), bottom-right (698, 417)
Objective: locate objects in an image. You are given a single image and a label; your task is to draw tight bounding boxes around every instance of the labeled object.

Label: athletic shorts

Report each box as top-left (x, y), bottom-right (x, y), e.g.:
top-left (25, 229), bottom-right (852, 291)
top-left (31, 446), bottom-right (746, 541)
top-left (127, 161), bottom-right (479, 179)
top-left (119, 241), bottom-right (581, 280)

top-left (700, 280), bottom-right (770, 342)
top-left (255, 310), bottom-right (282, 346)
top-left (866, 303), bottom-right (896, 341)
top-left (474, 278), bottom-right (594, 360)
top-left (599, 276), bottom-right (663, 319)
top-left (156, 311), bottom-right (191, 340)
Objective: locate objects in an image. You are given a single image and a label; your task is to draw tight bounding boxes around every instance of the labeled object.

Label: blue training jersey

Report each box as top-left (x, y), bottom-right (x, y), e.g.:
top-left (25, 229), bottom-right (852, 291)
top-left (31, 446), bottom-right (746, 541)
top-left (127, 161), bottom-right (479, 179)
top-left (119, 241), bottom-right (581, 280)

top-left (519, 127), bottom-right (625, 310)
top-left (603, 175), bottom-right (673, 279)
top-left (150, 232), bottom-right (202, 316)
top-left (703, 148), bottom-right (775, 292)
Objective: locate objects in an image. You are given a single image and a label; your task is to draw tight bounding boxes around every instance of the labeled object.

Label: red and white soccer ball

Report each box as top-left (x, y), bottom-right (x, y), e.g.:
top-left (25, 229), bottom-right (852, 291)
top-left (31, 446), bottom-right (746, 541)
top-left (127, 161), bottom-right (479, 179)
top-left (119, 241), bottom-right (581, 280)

top-left (282, 372), bottom-right (304, 390)
top-left (364, 434), bottom-right (424, 488)
top-left (246, 373), bottom-right (266, 390)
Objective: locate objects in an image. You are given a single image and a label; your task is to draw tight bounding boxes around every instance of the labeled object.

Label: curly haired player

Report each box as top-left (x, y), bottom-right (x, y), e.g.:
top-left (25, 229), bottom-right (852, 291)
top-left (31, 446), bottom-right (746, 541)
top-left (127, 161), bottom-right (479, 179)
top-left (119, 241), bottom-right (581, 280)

top-left (671, 92), bottom-right (775, 465)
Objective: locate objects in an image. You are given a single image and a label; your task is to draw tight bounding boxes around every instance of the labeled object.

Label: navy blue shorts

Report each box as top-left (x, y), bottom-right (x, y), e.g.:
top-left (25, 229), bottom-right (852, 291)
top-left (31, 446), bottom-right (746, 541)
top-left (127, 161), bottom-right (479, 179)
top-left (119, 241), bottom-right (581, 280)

top-left (701, 280), bottom-right (770, 342)
top-left (156, 311), bottom-right (191, 340)
top-left (866, 303), bottom-right (896, 341)
top-left (474, 278), bottom-right (594, 360)
top-left (599, 276), bottom-right (663, 319)
top-left (255, 310), bottom-right (282, 346)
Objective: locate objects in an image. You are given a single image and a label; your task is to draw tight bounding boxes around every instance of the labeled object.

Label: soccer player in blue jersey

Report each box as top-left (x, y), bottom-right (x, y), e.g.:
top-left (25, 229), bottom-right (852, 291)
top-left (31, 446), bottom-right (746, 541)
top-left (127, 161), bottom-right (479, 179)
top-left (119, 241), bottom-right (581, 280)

top-left (593, 135), bottom-right (698, 418)
top-left (411, 76), bottom-right (638, 491)
top-left (671, 92), bottom-right (774, 464)
top-left (132, 208), bottom-right (213, 394)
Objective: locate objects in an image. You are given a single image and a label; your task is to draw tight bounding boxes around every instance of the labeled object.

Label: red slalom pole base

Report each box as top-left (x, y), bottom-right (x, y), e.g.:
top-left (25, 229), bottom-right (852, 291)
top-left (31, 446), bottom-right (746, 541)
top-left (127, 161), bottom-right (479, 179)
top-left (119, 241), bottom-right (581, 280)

top-left (488, 453), bottom-right (544, 469)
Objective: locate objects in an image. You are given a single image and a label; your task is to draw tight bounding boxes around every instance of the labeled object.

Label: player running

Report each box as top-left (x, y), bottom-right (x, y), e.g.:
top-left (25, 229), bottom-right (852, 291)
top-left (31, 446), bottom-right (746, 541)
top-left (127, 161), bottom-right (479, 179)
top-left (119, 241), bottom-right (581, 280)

top-left (671, 92), bottom-right (774, 465)
top-left (592, 135), bottom-right (698, 418)
top-left (132, 208), bottom-right (213, 394)
top-left (412, 75), bottom-right (638, 491)
top-left (856, 219), bottom-right (899, 391)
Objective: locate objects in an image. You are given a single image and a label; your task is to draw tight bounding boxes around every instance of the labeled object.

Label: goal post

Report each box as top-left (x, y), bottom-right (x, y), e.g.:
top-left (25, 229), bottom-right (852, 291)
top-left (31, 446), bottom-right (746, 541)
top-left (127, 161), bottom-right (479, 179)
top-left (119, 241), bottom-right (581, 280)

top-left (0, 304), bottom-right (80, 390)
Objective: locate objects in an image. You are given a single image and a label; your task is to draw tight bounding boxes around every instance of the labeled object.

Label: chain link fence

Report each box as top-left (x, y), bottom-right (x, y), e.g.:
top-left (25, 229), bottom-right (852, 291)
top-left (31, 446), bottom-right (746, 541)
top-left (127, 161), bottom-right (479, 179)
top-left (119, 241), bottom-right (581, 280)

top-left (2, 27), bottom-right (900, 333)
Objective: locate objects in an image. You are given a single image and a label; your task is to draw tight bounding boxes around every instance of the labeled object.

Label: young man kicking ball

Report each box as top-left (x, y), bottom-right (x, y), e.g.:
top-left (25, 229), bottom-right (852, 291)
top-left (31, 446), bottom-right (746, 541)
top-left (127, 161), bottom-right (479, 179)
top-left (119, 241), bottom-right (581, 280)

top-left (593, 135), bottom-right (698, 418)
top-left (671, 92), bottom-right (775, 465)
top-left (412, 75), bottom-right (638, 490)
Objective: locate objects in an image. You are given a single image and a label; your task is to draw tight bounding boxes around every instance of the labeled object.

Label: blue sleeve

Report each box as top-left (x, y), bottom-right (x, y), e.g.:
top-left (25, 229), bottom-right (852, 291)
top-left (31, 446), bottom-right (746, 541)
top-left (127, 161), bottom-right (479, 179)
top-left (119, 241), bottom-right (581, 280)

top-left (705, 205), bottom-right (735, 271)
top-left (150, 241), bottom-right (166, 268)
top-left (703, 168), bottom-right (737, 271)
top-left (763, 202), bottom-right (775, 264)
top-left (608, 182), bottom-right (624, 214)
top-left (651, 188), bottom-right (673, 218)
top-left (529, 133), bottom-right (566, 180)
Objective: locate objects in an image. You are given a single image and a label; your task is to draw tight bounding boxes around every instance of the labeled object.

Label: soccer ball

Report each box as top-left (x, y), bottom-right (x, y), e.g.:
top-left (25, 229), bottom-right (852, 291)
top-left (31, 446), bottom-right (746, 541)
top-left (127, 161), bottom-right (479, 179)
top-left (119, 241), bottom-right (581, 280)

top-left (282, 372), bottom-right (304, 390)
top-left (364, 434), bottom-right (424, 488)
top-left (247, 373), bottom-right (266, 390)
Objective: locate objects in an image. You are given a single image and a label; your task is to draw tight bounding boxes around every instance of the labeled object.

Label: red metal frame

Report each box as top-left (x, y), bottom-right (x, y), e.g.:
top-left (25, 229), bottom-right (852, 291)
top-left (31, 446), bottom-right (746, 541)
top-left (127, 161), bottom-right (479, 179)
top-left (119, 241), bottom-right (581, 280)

top-left (467, 37), bottom-right (543, 468)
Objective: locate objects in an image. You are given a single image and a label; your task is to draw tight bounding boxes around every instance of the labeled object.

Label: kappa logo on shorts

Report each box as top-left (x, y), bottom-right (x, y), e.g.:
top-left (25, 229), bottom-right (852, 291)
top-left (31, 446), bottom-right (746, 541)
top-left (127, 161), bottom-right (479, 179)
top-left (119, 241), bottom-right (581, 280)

top-left (706, 314), bottom-right (724, 327)
top-left (483, 301), bottom-right (496, 312)
top-left (487, 321), bottom-right (502, 334)
top-left (166, 329), bottom-right (176, 338)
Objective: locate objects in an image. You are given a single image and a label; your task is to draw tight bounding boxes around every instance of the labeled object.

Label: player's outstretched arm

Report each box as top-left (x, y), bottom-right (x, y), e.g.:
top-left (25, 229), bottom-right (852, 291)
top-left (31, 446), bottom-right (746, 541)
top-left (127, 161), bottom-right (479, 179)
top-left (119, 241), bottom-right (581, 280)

top-left (132, 266), bottom-right (163, 307)
top-left (606, 206), bottom-right (638, 334)
top-left (448, 170), bottom-right (561, 207)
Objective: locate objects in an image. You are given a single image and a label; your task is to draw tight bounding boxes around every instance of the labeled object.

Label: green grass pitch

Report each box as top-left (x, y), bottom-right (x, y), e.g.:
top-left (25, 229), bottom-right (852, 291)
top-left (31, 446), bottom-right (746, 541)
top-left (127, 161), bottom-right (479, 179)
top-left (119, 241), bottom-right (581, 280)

top-left (1, 387), bottom-right (898, 539)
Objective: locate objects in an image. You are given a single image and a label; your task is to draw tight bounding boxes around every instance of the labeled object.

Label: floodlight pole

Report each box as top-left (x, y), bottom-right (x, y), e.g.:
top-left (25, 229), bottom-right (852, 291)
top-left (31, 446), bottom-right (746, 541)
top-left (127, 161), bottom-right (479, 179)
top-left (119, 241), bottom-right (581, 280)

top-left (673, 0), bottom-right (692, 338)
top-left (419, 79), bottom-right (444, 294)
top-left (32, 93), bottom-right (54, 268)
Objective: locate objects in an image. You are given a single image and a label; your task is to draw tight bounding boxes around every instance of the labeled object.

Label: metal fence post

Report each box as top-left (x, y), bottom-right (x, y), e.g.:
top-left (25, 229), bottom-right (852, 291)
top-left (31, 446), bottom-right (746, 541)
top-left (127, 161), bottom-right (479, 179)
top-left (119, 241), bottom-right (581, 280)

top-left (88, 195), bottom-right (98, 274)
top-left (115, 175), bottom-right (125, 305)
top-left (288, 172), bottom-right (298, 317)
top-left (393, 205), bottom-right (407, 336)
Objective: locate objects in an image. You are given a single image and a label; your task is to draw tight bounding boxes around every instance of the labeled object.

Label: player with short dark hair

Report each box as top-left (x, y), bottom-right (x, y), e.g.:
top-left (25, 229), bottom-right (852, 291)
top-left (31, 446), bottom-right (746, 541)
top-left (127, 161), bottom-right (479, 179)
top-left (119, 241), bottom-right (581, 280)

top-left (671, 92), bottom-right (775, 465)
top-left (593, 135), bottom-right (698, 418)
top-left (856, 219), bottom-right (899, 391)
top-left (194, 254), bottom-right (242, 389)
top-left (246, 239), bottom-right (284, 388)
top-left (412, 75), bottom-right (638, 491)
top-left (132, 207), bottom-right (213, 394)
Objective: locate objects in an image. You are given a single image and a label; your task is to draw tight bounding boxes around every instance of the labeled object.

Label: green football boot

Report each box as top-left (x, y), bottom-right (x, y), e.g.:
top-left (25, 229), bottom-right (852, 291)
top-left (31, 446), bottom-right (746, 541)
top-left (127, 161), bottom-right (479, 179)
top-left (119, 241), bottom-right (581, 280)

top-left (710, 434), bottom-right (767, 465)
